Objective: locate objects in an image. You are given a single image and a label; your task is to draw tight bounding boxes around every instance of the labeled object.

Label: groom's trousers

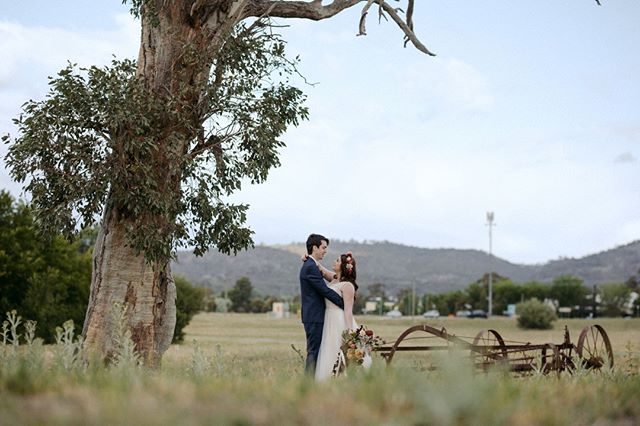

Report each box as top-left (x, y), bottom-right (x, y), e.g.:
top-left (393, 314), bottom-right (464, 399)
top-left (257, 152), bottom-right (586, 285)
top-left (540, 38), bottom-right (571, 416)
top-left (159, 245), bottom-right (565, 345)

top-left (303, 322), bottom-right (324, 375)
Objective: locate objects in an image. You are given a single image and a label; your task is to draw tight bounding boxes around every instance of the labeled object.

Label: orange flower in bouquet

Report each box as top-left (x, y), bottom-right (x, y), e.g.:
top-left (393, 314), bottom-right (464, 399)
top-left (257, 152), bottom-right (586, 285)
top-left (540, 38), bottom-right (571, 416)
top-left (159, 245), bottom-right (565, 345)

top-left (332, 325), bottom-right (384, 376)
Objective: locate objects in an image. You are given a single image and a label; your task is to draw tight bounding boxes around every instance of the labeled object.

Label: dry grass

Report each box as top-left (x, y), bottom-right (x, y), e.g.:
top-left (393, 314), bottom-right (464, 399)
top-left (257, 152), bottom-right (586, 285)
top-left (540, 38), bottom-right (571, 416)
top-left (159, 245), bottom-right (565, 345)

top-left (1, 313), bottom-right (639, 425)
top-left (166, 313), bottom-right (640, 367)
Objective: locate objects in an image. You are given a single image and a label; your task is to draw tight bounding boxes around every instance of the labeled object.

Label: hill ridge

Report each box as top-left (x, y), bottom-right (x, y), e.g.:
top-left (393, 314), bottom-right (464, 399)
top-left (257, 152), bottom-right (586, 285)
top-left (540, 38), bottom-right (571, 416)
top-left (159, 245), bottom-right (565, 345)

top-left (172, 239), bottom-right (640, 295)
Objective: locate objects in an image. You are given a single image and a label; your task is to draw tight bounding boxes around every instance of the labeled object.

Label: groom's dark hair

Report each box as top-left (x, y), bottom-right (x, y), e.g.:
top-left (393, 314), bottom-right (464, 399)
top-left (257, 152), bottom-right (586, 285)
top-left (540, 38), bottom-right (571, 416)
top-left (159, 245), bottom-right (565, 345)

top-left (306, 234), bottom-right (329, 255)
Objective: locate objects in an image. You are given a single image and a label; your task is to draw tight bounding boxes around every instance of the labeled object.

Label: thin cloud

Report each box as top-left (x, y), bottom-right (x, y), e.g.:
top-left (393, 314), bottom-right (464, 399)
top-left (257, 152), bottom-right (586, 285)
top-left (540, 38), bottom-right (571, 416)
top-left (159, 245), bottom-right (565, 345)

top-left (614, 152), bottom-right (637, 164)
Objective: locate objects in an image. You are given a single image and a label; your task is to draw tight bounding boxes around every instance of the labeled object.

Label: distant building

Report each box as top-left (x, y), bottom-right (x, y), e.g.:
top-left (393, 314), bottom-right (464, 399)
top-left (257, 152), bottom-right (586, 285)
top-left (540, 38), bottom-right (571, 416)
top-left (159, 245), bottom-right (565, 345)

top-left (503, 304), bottom-right (516, 317)
top-left (271, 302), bottom-right (290, 318)
top-left (364, 301), bottom-right (378, 314)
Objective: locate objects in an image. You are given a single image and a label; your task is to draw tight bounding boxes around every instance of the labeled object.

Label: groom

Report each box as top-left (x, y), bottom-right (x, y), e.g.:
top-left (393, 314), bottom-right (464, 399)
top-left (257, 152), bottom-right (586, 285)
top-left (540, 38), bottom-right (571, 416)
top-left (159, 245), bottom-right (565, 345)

top-left (299, 233), bottom-right (345, 375)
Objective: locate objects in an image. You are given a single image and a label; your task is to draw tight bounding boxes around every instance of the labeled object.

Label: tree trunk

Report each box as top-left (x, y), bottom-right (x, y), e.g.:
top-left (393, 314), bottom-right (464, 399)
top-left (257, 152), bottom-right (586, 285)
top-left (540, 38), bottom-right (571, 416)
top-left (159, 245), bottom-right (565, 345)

top-left (82, 204), bottom-right (177, 366)
top-left (81, 3), bottom-right (239, 366)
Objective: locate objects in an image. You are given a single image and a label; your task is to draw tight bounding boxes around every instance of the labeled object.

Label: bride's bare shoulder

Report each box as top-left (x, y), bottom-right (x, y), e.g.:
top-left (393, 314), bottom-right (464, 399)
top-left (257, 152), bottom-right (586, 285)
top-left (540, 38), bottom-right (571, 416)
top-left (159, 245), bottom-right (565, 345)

top-left (340, 281), bottom-right (355, 291)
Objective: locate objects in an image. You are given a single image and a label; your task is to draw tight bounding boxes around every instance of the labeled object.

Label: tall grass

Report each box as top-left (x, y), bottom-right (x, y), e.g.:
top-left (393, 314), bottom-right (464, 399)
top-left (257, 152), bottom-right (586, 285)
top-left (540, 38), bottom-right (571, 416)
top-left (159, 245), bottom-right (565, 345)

top-left (1, 311), bottom-right (639, 425)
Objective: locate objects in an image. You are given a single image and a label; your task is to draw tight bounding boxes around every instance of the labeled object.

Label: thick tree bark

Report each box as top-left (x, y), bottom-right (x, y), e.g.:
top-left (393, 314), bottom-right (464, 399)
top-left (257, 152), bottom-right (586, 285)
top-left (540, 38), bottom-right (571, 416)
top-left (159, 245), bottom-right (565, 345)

top-left (82, 204), bottom-right (177, 366)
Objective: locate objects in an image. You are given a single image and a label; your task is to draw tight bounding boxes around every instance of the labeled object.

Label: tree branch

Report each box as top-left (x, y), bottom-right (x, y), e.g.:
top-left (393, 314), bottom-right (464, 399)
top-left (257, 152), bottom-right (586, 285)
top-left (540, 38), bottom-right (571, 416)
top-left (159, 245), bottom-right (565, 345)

top-left (189, 129), bottom-right (222, 159)
top-left (244, 0), bottom-right (362, 21)
top-left (377, 1), bottom-right (434, 56)
top-left (358, 0), bottom-right (376, 35)
top-left (243, 0), bottom-right (435, 55)
top-left (403, 0), bottom-right (414, 48)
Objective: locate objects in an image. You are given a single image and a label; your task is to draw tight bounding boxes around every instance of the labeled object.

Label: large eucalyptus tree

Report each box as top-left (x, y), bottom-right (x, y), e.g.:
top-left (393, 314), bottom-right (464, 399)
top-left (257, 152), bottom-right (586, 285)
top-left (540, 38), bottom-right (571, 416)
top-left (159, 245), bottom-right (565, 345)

top-left (3, 0), bottom-right (598, 365)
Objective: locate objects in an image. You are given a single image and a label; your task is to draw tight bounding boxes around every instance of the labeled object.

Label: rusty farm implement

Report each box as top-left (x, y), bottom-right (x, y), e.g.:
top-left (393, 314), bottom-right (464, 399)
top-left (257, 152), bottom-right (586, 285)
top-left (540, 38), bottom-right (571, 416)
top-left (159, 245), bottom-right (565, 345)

top-left (374, 324), bottom-right (614, 374)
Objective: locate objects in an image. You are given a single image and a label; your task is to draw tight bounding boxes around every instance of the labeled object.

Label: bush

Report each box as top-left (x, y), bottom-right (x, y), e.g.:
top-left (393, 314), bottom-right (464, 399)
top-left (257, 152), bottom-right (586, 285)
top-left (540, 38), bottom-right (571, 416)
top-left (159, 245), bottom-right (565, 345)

top-left (228, 277), bottom-right (252, 313)
top-left (517, 298), bottom-right (557, 330)
top-left (173, 276), bottom-right (204, 343)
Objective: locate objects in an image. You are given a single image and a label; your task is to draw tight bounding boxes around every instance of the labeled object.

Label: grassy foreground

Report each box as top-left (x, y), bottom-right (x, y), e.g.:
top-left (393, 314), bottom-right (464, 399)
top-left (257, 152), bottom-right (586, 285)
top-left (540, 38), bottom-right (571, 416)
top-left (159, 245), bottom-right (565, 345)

top-left (1, 313), bottom-right (639, 425)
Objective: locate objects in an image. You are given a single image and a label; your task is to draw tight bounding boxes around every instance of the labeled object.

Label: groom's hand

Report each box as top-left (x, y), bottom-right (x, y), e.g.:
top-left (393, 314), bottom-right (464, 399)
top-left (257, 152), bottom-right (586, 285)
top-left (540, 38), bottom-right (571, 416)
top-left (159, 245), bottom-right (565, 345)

top-left (301, 253), bottom-right (309, 262)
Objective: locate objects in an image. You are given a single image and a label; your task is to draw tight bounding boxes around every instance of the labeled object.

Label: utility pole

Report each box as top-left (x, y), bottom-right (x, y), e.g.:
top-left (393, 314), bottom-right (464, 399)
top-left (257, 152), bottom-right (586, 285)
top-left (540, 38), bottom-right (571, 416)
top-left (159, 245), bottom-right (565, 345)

top-left (486, 212), bottom-right (495, 316)
top-left (412, 279), bottom-right (416, 321)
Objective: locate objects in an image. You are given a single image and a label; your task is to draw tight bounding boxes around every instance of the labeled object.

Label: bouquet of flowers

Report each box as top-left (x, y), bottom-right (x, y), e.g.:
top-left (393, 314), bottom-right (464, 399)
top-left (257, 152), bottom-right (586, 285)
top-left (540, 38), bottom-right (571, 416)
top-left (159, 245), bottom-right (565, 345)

top-left (332, 325), bottom-right (384, 376)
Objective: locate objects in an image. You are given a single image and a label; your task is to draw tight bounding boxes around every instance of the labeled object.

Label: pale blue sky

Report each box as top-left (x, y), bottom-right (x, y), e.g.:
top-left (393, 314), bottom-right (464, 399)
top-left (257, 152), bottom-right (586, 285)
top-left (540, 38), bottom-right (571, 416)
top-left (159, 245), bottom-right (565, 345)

top-left (1, 1), bottom-right (639, 264)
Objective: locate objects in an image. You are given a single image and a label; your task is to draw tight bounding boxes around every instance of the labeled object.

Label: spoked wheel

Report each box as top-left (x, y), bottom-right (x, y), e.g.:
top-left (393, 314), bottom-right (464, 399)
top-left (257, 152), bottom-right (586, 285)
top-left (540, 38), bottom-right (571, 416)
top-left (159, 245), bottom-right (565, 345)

top-left (379, 324), bottom-right (467, 367)
top-left (471, 329), bottom-right (508, 371)
top-left (577, 325), bottom-right (614, 370)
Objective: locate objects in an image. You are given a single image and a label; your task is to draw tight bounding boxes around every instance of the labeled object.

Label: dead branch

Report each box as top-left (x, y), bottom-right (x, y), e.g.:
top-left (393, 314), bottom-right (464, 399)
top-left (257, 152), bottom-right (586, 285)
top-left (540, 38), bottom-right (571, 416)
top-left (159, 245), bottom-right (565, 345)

top-left (358, 0), bottom-right (376, 35)
top-left (243, 0), bottom-right (435, 55)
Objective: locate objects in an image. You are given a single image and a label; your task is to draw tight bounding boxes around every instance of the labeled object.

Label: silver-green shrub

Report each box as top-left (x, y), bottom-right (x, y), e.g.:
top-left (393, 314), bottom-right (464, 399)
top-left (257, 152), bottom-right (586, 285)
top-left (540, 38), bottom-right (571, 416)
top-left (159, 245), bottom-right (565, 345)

top-left (517, 299), bottom-right (557, 329)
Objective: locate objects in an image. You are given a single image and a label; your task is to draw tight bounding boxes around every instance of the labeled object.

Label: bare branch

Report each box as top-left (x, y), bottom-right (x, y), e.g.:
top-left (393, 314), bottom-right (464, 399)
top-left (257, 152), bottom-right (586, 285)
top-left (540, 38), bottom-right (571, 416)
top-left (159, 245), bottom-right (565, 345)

top-left (241, 1), bottom-right (435, 56)
top-left (378, 1), bottom-right (435, 56)
top-left (377, 4), bottom-right (388, 24)
top-left (244, 0), bottom-right (362, 21)
top-left (404, 0), bottom-right (414, 48)
top-left (358, 0), bottom-right (376, 35)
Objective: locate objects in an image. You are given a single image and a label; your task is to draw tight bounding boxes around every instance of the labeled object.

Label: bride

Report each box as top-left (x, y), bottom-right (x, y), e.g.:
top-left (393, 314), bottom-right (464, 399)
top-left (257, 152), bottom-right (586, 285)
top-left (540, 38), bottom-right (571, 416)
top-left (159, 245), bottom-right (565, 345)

top-left (314, 252), bottom-right (361, 381)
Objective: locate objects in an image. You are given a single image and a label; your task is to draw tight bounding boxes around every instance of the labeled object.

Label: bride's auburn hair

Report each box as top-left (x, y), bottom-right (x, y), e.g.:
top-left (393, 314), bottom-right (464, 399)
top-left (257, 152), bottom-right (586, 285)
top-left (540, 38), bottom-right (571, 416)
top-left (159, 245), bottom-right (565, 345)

top-left (340, 252), bottom-right (358, 291)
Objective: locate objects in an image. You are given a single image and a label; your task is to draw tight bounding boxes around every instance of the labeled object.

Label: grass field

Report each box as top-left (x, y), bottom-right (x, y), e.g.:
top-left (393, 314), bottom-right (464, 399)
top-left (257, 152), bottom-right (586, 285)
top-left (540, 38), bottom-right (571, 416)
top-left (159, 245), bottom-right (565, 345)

top-left (2, 313), bottom-right (639, 425)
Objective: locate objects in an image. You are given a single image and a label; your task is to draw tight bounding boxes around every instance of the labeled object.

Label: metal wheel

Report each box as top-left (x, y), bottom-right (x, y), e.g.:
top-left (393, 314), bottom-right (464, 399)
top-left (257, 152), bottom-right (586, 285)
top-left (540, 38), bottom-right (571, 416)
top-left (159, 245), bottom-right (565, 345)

top-left (576, 325), bottom-right (614, 369)
top-left (378, 324), bottom-right (468, 365)
top-left (471, 329), bottom-right (507, 370)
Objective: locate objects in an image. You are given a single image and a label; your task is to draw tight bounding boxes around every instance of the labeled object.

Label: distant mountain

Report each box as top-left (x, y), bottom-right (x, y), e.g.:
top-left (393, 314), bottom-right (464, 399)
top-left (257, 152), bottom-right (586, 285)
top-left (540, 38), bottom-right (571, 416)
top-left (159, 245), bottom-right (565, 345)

top-left (171, 240), bottom-right (640, 296)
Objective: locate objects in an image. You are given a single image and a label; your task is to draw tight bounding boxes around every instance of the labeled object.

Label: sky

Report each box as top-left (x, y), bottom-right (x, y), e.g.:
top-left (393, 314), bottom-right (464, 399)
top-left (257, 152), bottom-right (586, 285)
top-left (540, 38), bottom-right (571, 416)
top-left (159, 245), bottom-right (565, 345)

top-left (1, 1), bottom-right (639, 265)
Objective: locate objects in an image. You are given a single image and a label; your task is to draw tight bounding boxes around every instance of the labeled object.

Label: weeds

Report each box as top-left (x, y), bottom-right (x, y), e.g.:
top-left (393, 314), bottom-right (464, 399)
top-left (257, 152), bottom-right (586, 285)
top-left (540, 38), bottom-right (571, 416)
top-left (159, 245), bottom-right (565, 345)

top-left (5, 310), bottom-right (22, 346)
top-left (290, 343), bottom-right (305, 366)
top-left (188, 340), bottom-right (211, 378)
top-left (623, 341), bottom-right (638, 374)
top-left (52, 320), bottom-right (84, 371)
top-left (110, 302), bottom-right (142, 368)
top-left (0, 313), bottom-right (639, 425)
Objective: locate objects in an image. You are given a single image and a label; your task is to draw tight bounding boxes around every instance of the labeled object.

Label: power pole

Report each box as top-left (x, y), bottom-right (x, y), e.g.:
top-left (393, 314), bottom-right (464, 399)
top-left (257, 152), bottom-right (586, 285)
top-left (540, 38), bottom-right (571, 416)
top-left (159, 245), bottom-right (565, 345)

top-left (486, 212), bottom-right (495, 316)
top-left (412, 279), bottom-right (416, 321)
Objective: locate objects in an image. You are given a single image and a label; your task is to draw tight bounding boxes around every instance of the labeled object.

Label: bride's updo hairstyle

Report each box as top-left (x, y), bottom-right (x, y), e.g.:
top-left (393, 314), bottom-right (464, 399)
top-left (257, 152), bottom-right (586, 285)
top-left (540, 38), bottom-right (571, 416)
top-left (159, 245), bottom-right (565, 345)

top-left (340, 252), bottom-right (358, 291)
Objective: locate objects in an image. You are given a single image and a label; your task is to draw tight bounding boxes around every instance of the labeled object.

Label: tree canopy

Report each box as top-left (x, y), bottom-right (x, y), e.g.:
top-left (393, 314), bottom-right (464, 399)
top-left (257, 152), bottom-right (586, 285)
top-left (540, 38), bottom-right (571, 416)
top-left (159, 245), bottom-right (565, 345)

top-left (4, 23), bottom-right (307, 263)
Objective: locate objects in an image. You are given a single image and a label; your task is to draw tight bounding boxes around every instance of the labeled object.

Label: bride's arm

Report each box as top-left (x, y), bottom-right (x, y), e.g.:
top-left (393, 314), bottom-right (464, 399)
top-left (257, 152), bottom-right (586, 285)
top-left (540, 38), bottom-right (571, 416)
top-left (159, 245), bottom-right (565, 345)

top-left (342, 283), bottom-right (356, 329)
top-left (318, 263), bottom-right (337, 282)
top-left (301, 254), bottom-right (336, 281)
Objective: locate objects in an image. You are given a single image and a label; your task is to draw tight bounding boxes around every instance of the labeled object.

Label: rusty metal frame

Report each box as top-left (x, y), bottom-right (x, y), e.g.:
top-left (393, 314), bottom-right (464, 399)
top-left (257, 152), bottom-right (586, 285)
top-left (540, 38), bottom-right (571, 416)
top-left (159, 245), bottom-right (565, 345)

top-left (373, 324), bottom-right (614, 375)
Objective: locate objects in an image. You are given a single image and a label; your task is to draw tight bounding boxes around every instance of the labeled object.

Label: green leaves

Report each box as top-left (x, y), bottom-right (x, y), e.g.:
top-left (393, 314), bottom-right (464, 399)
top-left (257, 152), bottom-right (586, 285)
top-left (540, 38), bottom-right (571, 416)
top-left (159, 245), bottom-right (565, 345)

top-left (0, 191), bottom-right (91, 343)
top-left (4, 21), bottom-right (308, 264)
top-left (178, 23), bottom-right (308, 258)
top-left (5, 59), bottom-right (138, 241)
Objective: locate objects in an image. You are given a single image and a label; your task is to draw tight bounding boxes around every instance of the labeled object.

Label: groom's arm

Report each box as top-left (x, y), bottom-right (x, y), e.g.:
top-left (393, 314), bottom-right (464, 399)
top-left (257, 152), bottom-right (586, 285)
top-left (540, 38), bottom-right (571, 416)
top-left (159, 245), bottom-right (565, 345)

top-left (304, 265), bottom-right (344, 309)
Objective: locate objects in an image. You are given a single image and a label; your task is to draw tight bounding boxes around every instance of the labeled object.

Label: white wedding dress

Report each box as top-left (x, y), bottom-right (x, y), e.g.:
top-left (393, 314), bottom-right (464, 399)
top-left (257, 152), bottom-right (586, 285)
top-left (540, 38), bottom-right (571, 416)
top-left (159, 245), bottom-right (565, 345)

top-left (315, 281), bottom-right (361, 382)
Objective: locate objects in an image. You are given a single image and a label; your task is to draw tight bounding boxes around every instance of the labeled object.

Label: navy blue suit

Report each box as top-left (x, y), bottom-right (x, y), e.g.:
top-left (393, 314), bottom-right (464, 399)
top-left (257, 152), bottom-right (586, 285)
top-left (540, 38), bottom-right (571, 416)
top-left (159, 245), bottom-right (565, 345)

top-left (299, 257), bottom-right (344, 374)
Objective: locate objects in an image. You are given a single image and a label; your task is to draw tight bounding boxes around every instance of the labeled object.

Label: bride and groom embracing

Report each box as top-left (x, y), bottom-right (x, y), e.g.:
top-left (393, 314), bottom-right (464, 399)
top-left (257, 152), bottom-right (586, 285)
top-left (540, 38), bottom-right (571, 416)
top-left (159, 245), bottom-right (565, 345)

top-left (299, 234), bottom-right (369, 381)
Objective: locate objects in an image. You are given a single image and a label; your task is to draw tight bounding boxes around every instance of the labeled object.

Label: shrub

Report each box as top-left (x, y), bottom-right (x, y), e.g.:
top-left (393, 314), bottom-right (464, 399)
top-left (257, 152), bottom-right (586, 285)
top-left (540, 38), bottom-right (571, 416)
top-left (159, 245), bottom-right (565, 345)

top-left (517, 298), bottom-right (557, 330)
top-left (173, 276), bottom-right (204, 343)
